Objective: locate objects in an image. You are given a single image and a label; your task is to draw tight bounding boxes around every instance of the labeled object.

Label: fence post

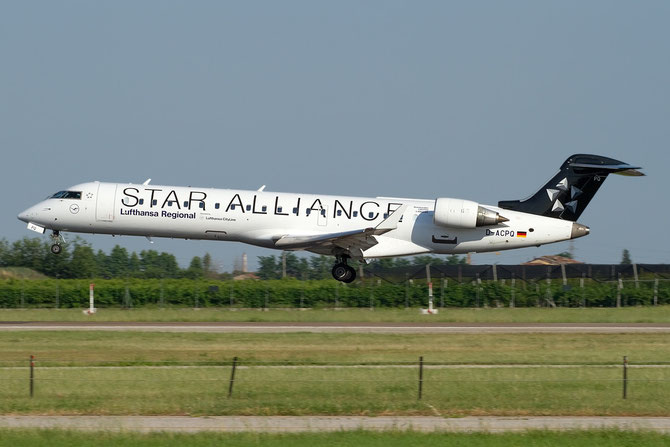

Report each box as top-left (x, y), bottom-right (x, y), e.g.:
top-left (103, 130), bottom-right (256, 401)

top-left (654, 278), bottom-right (659, 306)
top-left (623, 356), bottom-right (628, 399)
top-left (229, 282), bottom-right (234, 308)
top-left (616, 274), bottom-right (622, 308)
top-left (124, 281), bottom-right (132, 309)
top-left (475, 274), bottom-right (481, 308)
top-left (369, 280), bottom-right (376, 311)
top-left (580, 273), bottom-right (586, 308)
top-left (29, 355), bottom-right (35, 398)
top-left (561, 264), bottom-right (567, 287)
top-left (418, 356), bottom-right (424, 400)
top-left (228, 356), bottom-right (238, 398)
top-left (55, 280), bottom-right (60, 309)
top-left (545, 268), bottom-right (554, 307)
top-left (441, 276), bottom-right (445, 309)
top-left (265, 287), bottom-right (269, 310)
top-left (510, 275), bottom-right (515, 308)
top-left (492, 264), bottom-right (498, 283)
top-left (405, 273), bottom-right (410, 308)
top-left (633, 263), bottom-right (639, 289)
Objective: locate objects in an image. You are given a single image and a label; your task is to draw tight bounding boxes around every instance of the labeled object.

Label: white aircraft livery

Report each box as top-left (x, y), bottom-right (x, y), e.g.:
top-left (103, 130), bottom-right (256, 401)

top-left (18, 154), bottom-right (643, 282)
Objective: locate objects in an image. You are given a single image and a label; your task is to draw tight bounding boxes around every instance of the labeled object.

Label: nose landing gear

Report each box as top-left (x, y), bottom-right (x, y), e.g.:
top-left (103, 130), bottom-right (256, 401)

top-left (50, 230), bottom-right (65, 255)
top-left (331, 256), bottom-right (356, 283)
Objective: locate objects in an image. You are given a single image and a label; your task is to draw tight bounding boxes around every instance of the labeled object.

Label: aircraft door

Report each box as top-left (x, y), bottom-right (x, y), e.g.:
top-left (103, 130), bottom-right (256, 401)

top-left (95, 183), bottom-right (117, 221)
top-left (318, 206), bottom-right (328, 226)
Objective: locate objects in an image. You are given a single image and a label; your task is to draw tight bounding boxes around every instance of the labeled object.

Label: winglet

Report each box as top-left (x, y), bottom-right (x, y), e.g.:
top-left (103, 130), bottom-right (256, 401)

top-left (374, 204), bottom-right (408, 234)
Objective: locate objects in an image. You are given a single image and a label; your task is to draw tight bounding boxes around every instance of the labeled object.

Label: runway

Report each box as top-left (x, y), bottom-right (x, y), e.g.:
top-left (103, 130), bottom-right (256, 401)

top-left (1, 322), bottom-right (669, 333)
top-left (1, 415), bottom-right (669, 433)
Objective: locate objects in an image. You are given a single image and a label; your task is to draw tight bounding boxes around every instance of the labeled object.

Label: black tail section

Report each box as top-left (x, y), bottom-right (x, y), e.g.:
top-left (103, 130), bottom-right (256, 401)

top-left (498, 154), bottom-right (643, 221)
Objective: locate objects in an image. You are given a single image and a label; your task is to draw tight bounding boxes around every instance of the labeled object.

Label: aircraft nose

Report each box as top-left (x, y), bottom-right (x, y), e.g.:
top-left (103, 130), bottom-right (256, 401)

top-left (17, 209), bottom-right (31, 223)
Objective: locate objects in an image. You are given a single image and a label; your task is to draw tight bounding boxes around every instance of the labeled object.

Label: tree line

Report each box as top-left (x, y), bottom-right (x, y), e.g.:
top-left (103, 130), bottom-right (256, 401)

top-left (1, 237), bottom-right (467, 280)
top-left (0, 237), bottom-right (205, 279)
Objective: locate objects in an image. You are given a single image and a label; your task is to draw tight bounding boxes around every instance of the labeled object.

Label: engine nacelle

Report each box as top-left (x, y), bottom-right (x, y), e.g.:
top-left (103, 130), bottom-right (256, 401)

top-left (434, 198), bottom-right (508, 229)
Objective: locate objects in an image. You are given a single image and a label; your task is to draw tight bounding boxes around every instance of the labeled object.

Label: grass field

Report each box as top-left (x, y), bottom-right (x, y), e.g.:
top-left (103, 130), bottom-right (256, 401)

top-left (1, 331), bottom-right (668, 365)
top-left (1, 331), bottom-right (668, 416)
top-left (3, 306), bottom-right (670, 323)
top-left (1, 429), bottom-right (669, 447)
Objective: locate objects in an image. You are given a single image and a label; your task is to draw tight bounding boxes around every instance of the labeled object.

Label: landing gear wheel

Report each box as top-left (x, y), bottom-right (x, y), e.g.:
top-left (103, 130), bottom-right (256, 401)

top-left (332, 263), bottom-right (350, 282)
top-left (342, 266), bottom-right (356, 283)
top-left (332, 263), bottom-right (357, 283)
top-left (50, 244), bottom-right (62, 255)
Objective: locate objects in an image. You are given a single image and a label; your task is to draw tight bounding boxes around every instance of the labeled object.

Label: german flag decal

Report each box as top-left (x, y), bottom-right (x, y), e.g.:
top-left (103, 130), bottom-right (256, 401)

top-left (517, 231), bottom-right (527, 238)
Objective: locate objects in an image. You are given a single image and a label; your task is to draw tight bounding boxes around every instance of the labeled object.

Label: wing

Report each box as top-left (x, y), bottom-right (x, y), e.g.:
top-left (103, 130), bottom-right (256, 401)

top-left (272, 204), bottom-right (408, 257)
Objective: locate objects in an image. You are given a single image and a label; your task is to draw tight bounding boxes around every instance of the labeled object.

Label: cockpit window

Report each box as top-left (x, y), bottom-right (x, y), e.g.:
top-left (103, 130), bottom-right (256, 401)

top-left (50, 191), bottom-right (82, 200)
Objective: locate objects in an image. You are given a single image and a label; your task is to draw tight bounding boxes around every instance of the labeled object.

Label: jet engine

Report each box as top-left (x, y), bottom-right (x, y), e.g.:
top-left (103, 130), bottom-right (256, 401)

top-left (433, 198), bottom-right (508, 229)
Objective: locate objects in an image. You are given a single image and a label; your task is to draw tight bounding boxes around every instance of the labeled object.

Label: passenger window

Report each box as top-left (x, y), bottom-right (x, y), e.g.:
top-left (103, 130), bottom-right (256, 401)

top-left (321, 209), bottom-right (326, 216)
top-left (199, 202), bottom-right (205, 209)
top-left (246, 205), bottom-right (251, 211)
top-left (306, 209), bottom-right (311, 216)
top-left (215, 203), bottom-right (220, 209)
top-left (383, 213), bottom-right (389, 219)
top-left (152, 200), bottom-right (158, 206)
top-left (369, 212), bottom-right (374, 218)
top-left (277, 207), bottom-right (283, 213)
top-left (261, 206), bottom-right (267, 212)
top-left (231, 205), bottom-right (236, 210)
top-left (292, 208), bottom-right (298, 214)
top-left (139, 199), bottom-right (144, 205)
top-left (353, 211), bottom-right (358, 217)
top-left (337, 210), bottom-right (342, 216)
top-left (183, 201), bottom-right (189, 207)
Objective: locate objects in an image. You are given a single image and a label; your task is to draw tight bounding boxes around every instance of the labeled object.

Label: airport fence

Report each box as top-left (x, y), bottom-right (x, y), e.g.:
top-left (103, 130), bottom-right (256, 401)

top-left (0, 263), bottom-right (669, 309)
top-left (2, 356), bottom-right (669, 414)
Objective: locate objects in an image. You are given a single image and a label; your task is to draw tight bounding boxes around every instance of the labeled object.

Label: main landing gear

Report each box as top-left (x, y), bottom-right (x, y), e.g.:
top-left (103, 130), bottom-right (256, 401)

top-left (50, 230), bottom-right (63, 255)
top-left (331, 256), bottom-right (356, 283)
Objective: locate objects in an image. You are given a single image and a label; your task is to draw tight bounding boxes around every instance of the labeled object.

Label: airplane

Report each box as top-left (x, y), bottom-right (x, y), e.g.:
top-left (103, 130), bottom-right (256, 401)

top-left (18, 154), bottom-right (643, 282)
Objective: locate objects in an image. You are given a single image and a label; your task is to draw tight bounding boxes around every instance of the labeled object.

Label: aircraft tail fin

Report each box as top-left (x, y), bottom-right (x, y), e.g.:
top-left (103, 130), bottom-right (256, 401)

top-left (498, 154), bottom-right (644, 221)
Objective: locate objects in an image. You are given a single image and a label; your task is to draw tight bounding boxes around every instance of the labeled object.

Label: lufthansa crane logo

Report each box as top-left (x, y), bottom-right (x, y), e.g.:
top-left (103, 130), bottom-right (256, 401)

top-left (69, 204), bottom-right (80, 214)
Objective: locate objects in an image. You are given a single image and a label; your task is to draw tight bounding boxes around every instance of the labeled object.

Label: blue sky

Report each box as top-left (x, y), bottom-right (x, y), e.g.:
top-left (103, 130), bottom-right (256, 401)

top-left (2, 1), bottom-right (668, 270)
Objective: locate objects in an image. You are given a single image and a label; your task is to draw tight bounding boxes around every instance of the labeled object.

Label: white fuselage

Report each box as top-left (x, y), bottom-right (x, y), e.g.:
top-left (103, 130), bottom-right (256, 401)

top-left (18, 181), bottom-right (584, 259)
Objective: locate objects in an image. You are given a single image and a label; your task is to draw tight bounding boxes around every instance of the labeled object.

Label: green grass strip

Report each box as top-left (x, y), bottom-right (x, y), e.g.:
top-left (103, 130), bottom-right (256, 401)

top-left (3, 306), bottom-right (670, 323)
top-left (1, 429), bottom-right (670, 447)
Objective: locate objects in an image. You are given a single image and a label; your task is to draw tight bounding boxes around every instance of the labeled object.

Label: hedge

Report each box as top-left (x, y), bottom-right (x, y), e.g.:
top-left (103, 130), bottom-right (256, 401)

top-left (0, 277), bottom-right (668, 308)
